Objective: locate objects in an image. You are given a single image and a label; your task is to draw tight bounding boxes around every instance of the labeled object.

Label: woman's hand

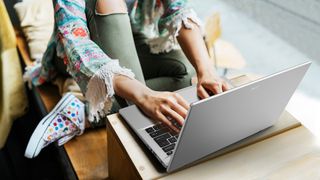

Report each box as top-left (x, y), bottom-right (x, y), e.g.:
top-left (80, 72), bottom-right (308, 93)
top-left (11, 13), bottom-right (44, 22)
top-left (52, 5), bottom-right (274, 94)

top-left (135, 90), bottom-right (189, 132)
top-left (197, 69), bottom-right (229, 99)
top-left (113, 75), bottom-right (189, 132)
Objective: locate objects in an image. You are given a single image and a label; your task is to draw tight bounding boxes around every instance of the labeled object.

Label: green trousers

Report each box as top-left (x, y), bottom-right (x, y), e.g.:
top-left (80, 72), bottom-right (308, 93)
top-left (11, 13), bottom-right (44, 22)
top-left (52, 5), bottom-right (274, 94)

top-left (93, 13), bottom-right (195, 91)
top-left (55, 13), bottom-right (195, 91)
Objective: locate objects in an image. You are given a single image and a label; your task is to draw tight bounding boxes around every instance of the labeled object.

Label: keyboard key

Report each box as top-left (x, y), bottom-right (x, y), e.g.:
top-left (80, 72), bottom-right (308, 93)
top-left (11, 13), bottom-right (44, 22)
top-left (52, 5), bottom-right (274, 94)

top-left (173, 122), bottom-right (182, 129)
top-left (145, 127), bottom-right (154, 133)
top-left (149, 131), bottom-right (162, 138)
top-left (149, 129), bottom-right (167, 138)
top-left (156, 139), bottom-right (170, 147)
top-left (162, 143), bottom-right (176, 152)
top-left (159, 123), bottom-right (166, 128)
top-left (169, 131), bottom-right (177, 137)
top-left (169, 118), bottom-right (182, 129)
top-left (174, 135), bottom-right (179, 139)
top-left (154, 133), bottom-right (171, 142)
top-left (168, 137), bottom-right (176, 143)
top-left (166, 151), bottom-right (173, 155)
top-left (153, 124), bottom-right (162, 130)
top-left (160, 128), bottom-right (170, 134)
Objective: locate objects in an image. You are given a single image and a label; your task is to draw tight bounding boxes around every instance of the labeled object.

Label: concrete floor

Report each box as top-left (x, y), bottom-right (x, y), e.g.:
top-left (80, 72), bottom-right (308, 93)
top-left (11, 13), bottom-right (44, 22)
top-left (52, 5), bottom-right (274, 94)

top-left (191, 0), bottom-right (320, 136)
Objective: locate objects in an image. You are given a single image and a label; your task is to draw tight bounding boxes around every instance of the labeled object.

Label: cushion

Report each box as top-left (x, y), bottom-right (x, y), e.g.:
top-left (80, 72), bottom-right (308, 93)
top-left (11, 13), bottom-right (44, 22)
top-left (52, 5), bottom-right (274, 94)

top-left (14, 0), bottom-right (54, 60)
top-left (0, 0), bottom-right (28, 148)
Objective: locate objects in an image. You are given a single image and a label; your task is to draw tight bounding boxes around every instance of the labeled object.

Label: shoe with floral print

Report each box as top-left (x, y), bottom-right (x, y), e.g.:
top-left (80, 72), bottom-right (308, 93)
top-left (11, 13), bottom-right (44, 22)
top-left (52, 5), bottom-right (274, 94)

top-left (25, 93), bottom-right (85, 158)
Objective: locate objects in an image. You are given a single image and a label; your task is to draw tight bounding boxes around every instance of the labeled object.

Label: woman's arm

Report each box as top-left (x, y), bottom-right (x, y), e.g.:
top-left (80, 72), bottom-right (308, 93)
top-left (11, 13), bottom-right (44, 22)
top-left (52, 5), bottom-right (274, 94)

top-left (177, 21), bottom-right (229, 98)
top-left (159, 0), bottom-right (229, 98)
top-left (54, 0), bottom-right (136, 121)
top-left (176, 20), bottom-right (212, 79)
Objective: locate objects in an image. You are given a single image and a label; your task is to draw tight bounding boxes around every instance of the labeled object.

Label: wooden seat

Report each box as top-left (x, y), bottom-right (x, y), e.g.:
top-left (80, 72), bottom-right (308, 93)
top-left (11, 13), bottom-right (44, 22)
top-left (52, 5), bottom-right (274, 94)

top-left (15, 27), bottom-right (108, 180)
top-left (204, 13), bottom-right (246, 75)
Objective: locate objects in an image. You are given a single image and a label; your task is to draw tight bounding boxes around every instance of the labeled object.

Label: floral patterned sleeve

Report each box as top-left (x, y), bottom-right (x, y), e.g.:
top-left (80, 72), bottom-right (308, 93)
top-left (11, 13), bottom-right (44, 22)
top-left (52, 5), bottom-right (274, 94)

top-left (54, 0), bottom-right (134, 122)
top-left (147, 0), bottom-right (203, 54)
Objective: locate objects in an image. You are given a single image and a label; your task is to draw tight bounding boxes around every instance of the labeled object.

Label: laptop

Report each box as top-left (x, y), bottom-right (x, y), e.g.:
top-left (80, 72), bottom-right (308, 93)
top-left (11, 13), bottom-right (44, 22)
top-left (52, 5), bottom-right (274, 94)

top-left (119, 62), bottom-right (311, 172)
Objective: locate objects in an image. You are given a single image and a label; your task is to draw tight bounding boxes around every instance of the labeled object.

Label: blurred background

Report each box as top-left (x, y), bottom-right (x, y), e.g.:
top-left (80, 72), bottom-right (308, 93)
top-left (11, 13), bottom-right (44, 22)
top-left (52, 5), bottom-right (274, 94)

top-left (189, 0), bottom-right (320, 137)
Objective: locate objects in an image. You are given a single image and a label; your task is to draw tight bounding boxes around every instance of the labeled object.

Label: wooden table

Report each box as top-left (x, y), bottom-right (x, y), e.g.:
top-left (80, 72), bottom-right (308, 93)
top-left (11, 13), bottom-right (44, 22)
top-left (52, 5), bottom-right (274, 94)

top-left (107, 115), bottom-right (320, 179)
top-left (106, 75), bottom-right (320, 179)
top-left (159, 126), bottom-right (320, 179)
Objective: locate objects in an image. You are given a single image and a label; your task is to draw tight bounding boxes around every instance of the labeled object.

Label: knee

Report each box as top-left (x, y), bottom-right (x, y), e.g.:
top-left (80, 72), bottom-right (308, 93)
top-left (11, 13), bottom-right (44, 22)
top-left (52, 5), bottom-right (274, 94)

top-left (179, 67), bottom-right (194, 84)
top-left (171, 62), bottom-right (194, 88)
top-left (95, 0), bottom-right (128, 15)
top-left (172, 60), bottom-right (195, 82)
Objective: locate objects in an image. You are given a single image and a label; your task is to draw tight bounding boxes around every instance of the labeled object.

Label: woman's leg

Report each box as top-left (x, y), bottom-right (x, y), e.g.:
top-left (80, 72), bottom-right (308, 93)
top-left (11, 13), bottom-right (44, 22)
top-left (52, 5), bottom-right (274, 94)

top-left (90, 0), bottom-right (145, 84)
top-left (134, 33), bottom-right (196, 91)
top-left (84, 0), bottom-right (147, 123)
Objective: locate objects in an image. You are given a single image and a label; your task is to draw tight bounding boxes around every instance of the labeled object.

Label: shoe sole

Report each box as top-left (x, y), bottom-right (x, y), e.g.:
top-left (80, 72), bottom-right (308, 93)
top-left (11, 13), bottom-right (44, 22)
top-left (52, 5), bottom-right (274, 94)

top-left (25, 93), bottom-right (75, 158)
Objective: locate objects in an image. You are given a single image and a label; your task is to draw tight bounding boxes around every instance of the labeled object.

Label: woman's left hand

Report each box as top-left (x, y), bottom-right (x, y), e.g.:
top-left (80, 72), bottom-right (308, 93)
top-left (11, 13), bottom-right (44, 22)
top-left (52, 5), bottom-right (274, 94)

top-left (196, 70), bottom-right (229, 99)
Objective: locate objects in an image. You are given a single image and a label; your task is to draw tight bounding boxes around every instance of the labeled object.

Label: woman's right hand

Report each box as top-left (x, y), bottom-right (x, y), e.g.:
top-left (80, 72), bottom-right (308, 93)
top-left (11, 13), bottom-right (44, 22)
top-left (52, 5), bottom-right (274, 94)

top-left (113, 75), bottom-right (190, 132)
top-left (135, 90), bottom-right (190, 132)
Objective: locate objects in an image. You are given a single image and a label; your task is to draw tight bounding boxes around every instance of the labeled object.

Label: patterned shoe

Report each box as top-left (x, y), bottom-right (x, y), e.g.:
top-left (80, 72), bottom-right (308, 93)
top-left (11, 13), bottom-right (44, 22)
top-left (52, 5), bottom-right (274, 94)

top-left (25, 93), bottom-right (85, 158)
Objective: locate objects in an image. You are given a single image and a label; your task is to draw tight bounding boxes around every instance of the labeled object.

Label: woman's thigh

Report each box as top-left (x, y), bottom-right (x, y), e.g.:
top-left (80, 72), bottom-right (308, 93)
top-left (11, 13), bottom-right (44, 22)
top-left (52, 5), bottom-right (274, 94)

top-left (86, 0), bottom-right (145, 84)
top-left (134, 33), bottom-right (195, 85)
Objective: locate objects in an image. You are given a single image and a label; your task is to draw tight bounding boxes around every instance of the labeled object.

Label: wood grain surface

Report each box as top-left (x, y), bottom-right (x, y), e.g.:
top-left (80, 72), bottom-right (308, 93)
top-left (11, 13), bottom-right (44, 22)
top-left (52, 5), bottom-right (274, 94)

top-left (64, 128), bottom-right (108, 180)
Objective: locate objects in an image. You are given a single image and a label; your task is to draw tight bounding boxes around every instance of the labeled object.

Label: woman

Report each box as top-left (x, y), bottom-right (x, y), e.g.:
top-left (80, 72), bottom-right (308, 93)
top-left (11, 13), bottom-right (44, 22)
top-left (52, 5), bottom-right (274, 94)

top-left (24, 0), bottom-right (229, 158)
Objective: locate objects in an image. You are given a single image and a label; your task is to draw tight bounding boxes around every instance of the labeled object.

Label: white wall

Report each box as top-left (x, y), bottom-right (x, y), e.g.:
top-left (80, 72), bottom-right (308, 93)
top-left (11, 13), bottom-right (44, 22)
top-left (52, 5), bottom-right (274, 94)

top-left (223, 0), bottom-right (320, 63)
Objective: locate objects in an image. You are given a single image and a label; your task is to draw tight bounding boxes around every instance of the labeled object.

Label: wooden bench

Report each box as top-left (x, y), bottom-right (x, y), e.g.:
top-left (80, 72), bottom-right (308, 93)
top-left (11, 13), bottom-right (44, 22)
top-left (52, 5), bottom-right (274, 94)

top-left (15, 28), bottom-right (108, 180)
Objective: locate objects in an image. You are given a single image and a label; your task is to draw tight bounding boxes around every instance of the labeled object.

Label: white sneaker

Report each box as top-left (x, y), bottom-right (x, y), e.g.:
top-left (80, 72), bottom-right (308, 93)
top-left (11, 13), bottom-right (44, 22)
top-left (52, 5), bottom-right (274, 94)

top-left (25, 93), bottom-right (85, 158)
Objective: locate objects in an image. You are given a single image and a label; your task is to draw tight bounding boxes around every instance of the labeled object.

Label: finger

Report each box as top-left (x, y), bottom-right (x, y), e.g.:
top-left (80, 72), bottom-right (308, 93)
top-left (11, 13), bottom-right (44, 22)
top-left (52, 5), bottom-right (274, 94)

top-left (197, 85), bottom-right (210, 99)
top-left (170, 103), bottom-right (188, 120)
top-left (204, 83), bottom-right (222, 95)
top-left (168, 94), bottom-right (189, 119)
top-left (157, 111), bottom-right (180, 132)
top-left (162, 105), bottom-right (185, 126)
top-left (174, 94), bottom-right (190, 110)
top-left (222, 82), bottom-right (229, 91)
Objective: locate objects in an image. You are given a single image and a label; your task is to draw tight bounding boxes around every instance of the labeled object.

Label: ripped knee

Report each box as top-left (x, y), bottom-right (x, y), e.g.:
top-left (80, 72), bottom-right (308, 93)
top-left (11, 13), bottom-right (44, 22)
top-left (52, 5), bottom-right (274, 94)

top-left (95, 0), bottom-right (127, 15)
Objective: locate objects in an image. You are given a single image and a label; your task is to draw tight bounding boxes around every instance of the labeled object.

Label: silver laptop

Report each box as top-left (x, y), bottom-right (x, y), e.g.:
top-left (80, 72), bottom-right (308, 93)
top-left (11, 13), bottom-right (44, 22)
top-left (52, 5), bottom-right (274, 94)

top-left (119, 62), bottom-right (311, 172)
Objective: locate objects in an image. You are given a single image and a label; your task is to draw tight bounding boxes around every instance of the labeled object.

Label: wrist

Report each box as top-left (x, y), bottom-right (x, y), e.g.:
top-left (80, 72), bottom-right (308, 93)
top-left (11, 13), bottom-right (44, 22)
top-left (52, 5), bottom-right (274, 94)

top-left (131, 86), bottom-right (153, 106)
top-left (194, 58), bottom-right (215, 75)
top-left (197, 65), bottom-right (216, 78)
top-left (113, 75), bottom-right (152, 105)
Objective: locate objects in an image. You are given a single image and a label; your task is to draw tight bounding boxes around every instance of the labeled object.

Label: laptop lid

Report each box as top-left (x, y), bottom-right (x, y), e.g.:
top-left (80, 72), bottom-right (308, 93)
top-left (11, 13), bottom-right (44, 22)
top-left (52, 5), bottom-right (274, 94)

top-left (167, 62), bottom-right (311, 172)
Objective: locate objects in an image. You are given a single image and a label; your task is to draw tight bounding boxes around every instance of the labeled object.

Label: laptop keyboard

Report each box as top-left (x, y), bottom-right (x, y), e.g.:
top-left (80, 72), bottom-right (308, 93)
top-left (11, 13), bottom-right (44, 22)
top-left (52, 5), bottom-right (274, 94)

top-left (145, 123), bottom-right (180, 156)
